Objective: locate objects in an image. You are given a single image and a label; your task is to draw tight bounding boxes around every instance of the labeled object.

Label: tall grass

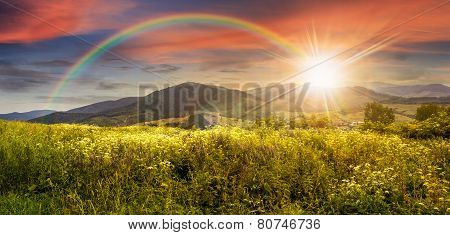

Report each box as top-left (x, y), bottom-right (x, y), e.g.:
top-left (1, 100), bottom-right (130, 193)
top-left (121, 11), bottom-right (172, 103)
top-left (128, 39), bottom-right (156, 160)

top-left (0, 120), bottom-right (448, 214)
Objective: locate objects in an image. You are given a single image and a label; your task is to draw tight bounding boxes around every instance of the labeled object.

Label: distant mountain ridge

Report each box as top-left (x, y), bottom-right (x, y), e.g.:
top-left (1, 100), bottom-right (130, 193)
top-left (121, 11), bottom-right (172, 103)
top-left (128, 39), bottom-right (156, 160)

top-left (32, 82), bottom-right (253, 126)
top-left (28, 82), bottom-right (450, 126)
top-left (0, 110), bottom-right (56, 121)
top-left (32, 97), bottom-right (138, 125)
top-left (371, 84), bottom-right (450, 98)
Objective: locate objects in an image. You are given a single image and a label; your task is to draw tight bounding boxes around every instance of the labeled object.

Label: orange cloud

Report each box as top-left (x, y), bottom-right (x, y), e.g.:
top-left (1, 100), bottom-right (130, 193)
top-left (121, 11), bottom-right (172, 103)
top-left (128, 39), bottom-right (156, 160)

top-left (106, 0), bottom-right (450, 66)
top-left (0, 0), bottom-right (133, 43)
top-left (115, 27), bottom-right (281, 63)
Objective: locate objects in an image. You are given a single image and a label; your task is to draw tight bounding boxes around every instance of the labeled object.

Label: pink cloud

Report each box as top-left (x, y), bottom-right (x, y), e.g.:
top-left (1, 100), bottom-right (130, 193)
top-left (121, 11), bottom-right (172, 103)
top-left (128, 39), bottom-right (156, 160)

top-left (0, 0), bottom-right (134, 43)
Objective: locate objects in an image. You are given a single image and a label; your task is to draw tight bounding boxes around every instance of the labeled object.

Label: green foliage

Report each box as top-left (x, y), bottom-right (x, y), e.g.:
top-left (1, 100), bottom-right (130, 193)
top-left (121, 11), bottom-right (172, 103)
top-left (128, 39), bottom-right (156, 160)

top-left (256, 114), bottom-right (331, 130)
top-left (361, 106), bottom-right (449, 139)
top-left (364, 102), bottom-right (395, 124)
top-left (262, 117), bottom-right (283, 129)
top-left (0, 121), bottom-right (448, 215)
top-left (307, 114), bottom-right (332, 128)
top-left (416, 104), bottom-right (445, 121)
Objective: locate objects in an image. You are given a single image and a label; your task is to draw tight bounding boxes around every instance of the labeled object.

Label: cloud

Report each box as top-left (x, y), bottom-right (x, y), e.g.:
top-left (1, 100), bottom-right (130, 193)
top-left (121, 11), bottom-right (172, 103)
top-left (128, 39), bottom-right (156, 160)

top-left (0, 68), bottom-right (56, 91)
top-left (112, 0), bottom-right (450, 70)
top-left (0, 64), bottom-right (57, 91)
top-left (1, 0), bottom-right (450, 91)
top-left (145, 64), bottom-right (181, 73)
top-left (192, 48), bottom-right (275, 71)
top-left (101, 65), bottom-right (135, 70)
top-left (219, 69), bottom-right (245, 73)
top-left (68, 75), bottom-right (101, 86)
top-left (431, 66), bottom-right (450, 72)
top-left (35, 95), bottom-right (124, 104)
top-left (98, 57), bottom-right (182, 73)
top-left (409, 41), bottom-right (450, 52)
top-left (96, 81), bottom-right (135, 90)
top-left (31, 60), bottom-right (72, 67)
top-left (2, 0), bottom-right (449, 46)
top-left (394, 68), bottom-right (429, 81)
top-left (0, 60), bottom-right (12, 65)
top-left (114, 27), bottom-right (256, 61)
top-left (387, 40), bottom-right (450, 56)
top-left (0, 77), bottom-right (53, 91)
top-left (0, 66), bottom-right (52, 77)
top-left (372, 41), bottom-right (450, 70)
top-left (0, 0), bottom-right (90, 43)
top-left (0, 0), bottom-right (134, 43)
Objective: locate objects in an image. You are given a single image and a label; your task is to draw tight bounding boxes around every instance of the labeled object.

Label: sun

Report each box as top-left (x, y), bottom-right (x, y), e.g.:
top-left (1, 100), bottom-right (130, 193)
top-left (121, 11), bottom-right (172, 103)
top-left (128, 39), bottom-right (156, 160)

top-left (301, 56), bottom-right (342, 88)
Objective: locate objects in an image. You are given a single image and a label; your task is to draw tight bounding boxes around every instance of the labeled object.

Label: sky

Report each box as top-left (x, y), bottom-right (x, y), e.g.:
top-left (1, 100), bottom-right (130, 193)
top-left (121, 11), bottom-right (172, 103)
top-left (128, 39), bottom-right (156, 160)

top-left (0, 0), bottom-right (449, 113)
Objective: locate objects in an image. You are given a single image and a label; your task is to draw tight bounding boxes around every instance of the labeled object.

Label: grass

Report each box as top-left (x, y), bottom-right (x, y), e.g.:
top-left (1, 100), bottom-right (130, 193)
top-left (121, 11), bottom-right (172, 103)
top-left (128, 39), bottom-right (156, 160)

top-left (385, 104), bottom-right (420, 117)
top-left (0, 120), bottom-right (448, 214)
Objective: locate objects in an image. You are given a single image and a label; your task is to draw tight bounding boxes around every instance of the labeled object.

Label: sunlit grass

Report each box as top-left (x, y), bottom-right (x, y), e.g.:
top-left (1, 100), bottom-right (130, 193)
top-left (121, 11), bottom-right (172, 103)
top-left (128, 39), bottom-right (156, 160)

top-left (0, 120), bottom-right (448, 214)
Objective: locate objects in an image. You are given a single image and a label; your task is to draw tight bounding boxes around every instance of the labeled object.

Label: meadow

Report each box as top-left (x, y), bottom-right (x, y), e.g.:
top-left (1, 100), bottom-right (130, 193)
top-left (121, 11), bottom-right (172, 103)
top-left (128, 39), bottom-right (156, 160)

top-left (0, 120), bottom-right (448, 214)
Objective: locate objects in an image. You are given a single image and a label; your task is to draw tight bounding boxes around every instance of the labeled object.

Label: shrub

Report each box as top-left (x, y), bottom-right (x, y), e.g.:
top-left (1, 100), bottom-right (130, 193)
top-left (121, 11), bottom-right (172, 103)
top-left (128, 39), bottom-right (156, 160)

top-left (416, 104), bottom-right (444, 121)
top-left (361, 108), bottom-right (449, 139)
top-left (364, 102), bottom-right (395, 124)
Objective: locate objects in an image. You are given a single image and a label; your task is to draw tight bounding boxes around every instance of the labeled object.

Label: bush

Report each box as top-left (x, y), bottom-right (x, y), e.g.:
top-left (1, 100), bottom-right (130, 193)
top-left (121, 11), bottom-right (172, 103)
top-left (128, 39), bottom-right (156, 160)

top-left (364, 102), bottom-right (395, 124)
top-left (409, 110), bottom-right (449, 138)
top-left (416, 104), bottom-right (444, 121)
top-left (308, 114), bottom-right (332, 128)
top-left (361, 107), bottom-right (449, 139)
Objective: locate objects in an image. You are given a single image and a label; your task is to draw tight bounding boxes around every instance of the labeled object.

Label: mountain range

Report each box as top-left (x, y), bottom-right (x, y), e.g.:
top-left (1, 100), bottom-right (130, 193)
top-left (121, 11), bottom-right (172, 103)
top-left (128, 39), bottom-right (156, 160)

top-left (364, 83), bottom-right (450, 98)
top-left (1, 83), bottom-right (449, 125)
top-left (32, 82), bottom-right (254, 126)
top-left (0, 110), bottom-right (56, 121)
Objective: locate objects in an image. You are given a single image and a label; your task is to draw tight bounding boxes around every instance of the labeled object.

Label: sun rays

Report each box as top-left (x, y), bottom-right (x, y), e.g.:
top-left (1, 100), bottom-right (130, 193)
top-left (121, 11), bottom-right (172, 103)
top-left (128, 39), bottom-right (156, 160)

top-left (287, 22), bottom-right (406, 117)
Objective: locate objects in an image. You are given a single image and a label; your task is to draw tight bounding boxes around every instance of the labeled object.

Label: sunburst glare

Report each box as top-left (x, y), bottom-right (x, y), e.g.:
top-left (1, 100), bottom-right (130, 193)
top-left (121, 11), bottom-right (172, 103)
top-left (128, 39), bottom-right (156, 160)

top-left (302, 57), bottom-right (342, 88)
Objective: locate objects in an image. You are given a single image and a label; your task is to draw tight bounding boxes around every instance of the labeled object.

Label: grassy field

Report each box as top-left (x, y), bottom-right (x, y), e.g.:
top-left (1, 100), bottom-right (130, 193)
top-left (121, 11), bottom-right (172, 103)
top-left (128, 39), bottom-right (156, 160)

top-left (0, 120), bottom-right (448, 214)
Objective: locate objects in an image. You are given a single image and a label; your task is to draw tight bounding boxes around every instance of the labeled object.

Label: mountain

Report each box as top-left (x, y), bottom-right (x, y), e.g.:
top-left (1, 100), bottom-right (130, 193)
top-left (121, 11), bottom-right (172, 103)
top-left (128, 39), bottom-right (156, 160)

top-left (32, 82), bottom-right (254, 126)
top-left (31, 82), bottom-right (450, 126)
top-left (66, 97), bottom-right (137, 114)
top-left (357, 81), bottom-right (396, 89)
top-left (385, 96), bottom-right (450, 104)
top-left (33, 82), bottom-right (392, 126)
top-left (247, 84), bottom-right (394, 113)
top-left (85, 82), bottom-right (256, 125)
top-left (32, 112), bottom-right (94, 124)
top-left (372, 84), bottom-right (450, 98)
top-left (0, 110), bottom-right (56, 121)
top-left (32, 97), bottom-right (138, 125)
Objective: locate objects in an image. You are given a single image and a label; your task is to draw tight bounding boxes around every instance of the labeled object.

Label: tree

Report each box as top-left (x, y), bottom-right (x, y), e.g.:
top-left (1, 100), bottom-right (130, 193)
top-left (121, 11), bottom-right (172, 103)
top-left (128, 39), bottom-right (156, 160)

top-left (416, 104), bottom-right (443, 121)
top-left (308, 114), bottom-right (331, 128)
top-left (364, 102), bottom-right (395, 124)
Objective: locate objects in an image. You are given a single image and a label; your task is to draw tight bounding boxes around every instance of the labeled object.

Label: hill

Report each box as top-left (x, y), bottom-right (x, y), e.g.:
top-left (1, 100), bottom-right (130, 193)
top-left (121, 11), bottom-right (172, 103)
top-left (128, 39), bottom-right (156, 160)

top-left (373, 84), bottom-right (450, 97)
top-left (0, 110), bottom-right (56, 121)
top-left (66, 97), bottom-right (137, 114)
top-left (31, 82), bottom-right (450, 126)
top-left (31, 97), bottom-right (138, 125)
top-left (33, 82), bottom-right (255, 126)
top-left (247, 85), bottom-right (393, 113)
top-left (31, 112), bottom-right (94, 124)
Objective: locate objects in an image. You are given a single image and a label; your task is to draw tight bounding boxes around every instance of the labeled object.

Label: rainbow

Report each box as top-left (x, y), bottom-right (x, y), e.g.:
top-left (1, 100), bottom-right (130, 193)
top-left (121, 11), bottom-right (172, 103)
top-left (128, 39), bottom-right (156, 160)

top-left (50, 13), bottom-right (302, 105)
